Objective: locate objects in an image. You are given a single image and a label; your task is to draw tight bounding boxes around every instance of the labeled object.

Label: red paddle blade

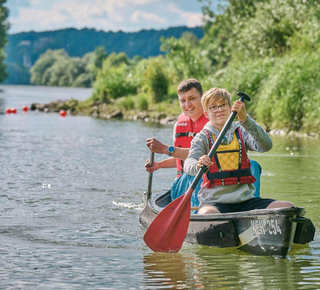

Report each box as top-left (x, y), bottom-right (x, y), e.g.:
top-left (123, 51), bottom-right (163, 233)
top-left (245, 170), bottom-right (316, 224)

top-left (143, 188), bottom-right (193, 253)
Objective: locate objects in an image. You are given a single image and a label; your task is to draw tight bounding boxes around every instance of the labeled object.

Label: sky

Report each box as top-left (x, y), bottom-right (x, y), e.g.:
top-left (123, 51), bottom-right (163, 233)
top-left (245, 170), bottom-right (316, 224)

top-left (5, 0), bottom-right (222, 34)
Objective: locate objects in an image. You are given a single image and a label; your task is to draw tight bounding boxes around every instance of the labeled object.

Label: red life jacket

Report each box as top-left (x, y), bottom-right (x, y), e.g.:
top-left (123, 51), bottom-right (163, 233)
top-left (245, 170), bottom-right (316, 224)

top-left (202, 128), bottom-right (256, 188)
top-left (174, 113), bottom-right (208, 177)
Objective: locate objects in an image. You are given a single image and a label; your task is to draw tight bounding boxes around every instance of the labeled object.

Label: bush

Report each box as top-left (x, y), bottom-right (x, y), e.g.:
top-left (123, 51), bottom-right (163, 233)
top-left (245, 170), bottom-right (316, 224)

top-left (144, 58), bottom-right (169, 103)
top-left (256, 51), bottom-right (320, 132)
top-left (201, 51), bottom-right (320, 134)
top-left (118, 96), bottom-right (135, 110)
top-left (202, 57), bottom-right (275, 118)
top-left (93, 64), bottom-right (137, 102)
top-left (72, 72), bottom-right (94, 88)
top-left (137, 95), bottom-right (149, 111)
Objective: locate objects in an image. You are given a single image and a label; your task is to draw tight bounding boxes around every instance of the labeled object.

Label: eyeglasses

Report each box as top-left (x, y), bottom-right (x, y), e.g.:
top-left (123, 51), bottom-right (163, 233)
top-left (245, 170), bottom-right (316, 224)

top-left (208, 103), bottom-right (230, 113)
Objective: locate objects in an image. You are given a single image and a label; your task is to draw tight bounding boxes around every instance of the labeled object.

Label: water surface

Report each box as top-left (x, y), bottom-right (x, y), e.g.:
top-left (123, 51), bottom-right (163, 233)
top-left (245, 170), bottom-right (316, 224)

top-left (0, 85), bottom-right (320, 289)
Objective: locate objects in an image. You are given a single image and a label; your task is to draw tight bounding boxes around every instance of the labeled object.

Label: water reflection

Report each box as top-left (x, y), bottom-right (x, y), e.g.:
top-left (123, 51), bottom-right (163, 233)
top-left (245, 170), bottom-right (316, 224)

top-left (143, 243), bottom-right (320, 289)
top-left (143, 251), bottom-right (206, 289)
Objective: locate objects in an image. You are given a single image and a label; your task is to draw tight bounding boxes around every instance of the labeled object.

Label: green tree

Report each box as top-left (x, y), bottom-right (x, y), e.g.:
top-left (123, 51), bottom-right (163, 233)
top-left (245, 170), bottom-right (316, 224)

top-left (93, 46), bottom-right (108, 69)
top-left (131, 58), bottom-right (150, 91)
top-left (91, 52), bottom-right (138, 102)
top-left (103, 52), bottom-right (130, 67)
top-left (30, 49), bottom-right (69, 85)
top-left (197, 0), bottom-right (320, 134)
top-left (93, 65), bottom-right (137, 102)
top-left (255, 52), bottom-right (320, 133)
top-left (144, 57), bottom-right (169, 103)
top-left (30, 49), bottom-right (94, 87)
top-left (160, 32), bottom-right (204, 83)
top-left (0, 0), bottom-right (9, 82)
top-left (74, 51), bottom-right (95, 87)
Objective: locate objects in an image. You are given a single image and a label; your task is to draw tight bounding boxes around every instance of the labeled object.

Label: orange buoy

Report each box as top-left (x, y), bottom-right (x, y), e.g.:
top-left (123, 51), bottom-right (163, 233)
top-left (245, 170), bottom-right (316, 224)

top-left (6, 108), bottom-right (12, 114)
top-left (60, 110), bottom-right (67, 117)
top-left (22, 105), bottom-right (29, 112)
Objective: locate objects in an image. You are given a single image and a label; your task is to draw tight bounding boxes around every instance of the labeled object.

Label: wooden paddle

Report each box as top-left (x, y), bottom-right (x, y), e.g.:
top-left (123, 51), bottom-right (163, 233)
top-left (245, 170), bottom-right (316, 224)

top-left (147, 151), bottom-right (155, 200)
top-left (143, 92), bottom-right (251, 252)
top-left (143, 151), bottom-right (155, 204)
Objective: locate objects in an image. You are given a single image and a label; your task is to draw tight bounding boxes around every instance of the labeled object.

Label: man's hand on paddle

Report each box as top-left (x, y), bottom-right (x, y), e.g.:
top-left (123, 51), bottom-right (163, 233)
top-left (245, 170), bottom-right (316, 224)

top-left (145, 159), bottom-right (160, 173)
top-left (145, 138), bottom-right (166, 173)
top-left (146, 138), bottom-right (167, 154)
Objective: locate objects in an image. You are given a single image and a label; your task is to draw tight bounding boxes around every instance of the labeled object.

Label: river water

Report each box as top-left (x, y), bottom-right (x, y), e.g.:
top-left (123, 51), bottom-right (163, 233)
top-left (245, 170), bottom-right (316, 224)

top-left (0, 84), bottom-right (320, 289)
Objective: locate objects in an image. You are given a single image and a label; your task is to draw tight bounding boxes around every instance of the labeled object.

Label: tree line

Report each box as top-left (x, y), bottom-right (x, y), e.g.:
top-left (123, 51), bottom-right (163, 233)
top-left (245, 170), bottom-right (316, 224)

top-left (4, 26), bottom-right (203, 84)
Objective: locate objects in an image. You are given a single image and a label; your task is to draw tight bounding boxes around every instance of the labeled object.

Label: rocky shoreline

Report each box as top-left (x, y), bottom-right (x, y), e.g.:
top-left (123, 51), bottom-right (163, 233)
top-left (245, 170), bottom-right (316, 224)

top-left (30, 99), bottom-right (178, 125)
top-left (30, 99), bottom-right (319, 138)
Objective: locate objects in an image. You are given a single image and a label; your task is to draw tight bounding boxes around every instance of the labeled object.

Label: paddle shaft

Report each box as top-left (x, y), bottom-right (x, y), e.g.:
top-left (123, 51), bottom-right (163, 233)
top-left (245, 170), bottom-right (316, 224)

top-left (147, 151), bottom-right (155, 200)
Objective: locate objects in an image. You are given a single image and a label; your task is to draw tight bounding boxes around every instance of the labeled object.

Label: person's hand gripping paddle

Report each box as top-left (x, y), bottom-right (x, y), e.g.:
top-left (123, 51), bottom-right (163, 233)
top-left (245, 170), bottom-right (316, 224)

top-left (143, 92), bottom-right (251, 253)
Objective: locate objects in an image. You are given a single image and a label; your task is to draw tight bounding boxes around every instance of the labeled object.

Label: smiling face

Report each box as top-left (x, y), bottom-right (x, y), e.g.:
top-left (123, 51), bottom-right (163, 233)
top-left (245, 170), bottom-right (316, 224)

top-left (178, 87), bottom-right (203, 122)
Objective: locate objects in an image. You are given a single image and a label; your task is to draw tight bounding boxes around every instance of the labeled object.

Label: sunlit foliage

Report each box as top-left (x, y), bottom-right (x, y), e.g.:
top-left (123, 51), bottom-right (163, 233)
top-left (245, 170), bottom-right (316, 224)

top-left (30, 49), bottom-right (94, 87)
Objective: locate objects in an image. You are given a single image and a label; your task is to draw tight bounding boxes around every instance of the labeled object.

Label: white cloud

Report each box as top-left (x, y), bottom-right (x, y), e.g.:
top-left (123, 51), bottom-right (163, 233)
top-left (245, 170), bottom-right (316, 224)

top-left (53, 0), bottom-right (110, 22)
top-left (167, 3), bottom-right (203, 27)
top-left (9, 7), bottom-right (68, 32)
top-left (7, 0), bottom-right (207, 33)
top-left (129, 0), bottom-right (158, 4)
top-left (131, 10), bottom-right (167, 24)
top-left (8, 0), bottom-right (128, 33)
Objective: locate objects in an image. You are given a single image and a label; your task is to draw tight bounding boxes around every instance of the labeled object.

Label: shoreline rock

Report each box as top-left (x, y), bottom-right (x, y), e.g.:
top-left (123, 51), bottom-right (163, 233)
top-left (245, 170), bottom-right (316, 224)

top-left (30, 99), bottom-right (178, 125)
top-left (269, 129), bottom-right (318, 139)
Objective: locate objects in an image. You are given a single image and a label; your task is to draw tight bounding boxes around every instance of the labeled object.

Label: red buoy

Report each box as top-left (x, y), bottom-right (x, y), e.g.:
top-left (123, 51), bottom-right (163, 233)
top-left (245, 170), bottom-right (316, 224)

top-left (11, 108), bottom-right (17, 114)
top-left (22, 105), bottom-right (29, 112)
top-left (60, 110), bottom-right (67, 117)
top-left (6, 108), bottom-right (12, 114)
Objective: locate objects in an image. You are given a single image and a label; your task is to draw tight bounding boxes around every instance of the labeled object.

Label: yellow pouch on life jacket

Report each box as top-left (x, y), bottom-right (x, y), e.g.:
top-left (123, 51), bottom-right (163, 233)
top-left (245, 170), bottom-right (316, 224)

top-left (212, 132), bottom-right (240, 171)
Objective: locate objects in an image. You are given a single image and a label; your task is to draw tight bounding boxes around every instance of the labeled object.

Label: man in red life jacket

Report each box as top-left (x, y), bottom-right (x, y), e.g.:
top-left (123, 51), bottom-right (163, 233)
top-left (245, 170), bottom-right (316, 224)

top-left (145, 79), bottom-right (206, 207)
top-left (184, 87), bottom-right (293, 214)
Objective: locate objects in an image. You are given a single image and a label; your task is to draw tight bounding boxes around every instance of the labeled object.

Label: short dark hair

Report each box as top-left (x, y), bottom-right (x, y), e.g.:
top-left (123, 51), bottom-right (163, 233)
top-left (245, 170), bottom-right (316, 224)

top-left (177, 78), bottom-right (203, 96)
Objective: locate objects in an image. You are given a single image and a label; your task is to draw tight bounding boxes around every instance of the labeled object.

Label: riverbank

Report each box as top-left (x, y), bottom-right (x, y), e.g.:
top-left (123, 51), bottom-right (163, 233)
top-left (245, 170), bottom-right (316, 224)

top-left (30, 98), bottom-right (319, 139)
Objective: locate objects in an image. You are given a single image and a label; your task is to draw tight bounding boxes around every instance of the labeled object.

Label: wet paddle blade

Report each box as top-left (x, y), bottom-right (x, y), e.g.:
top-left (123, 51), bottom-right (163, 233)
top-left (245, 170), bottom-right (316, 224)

top-left (143, 188), bottom-right (193, 252)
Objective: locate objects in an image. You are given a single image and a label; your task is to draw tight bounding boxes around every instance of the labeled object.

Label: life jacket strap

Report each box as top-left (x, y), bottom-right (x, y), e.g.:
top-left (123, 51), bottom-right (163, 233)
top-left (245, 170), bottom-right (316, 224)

top-left (175, 132), bottom-right (196, 138)
top-left (207, 168), bottom-right (253, 180)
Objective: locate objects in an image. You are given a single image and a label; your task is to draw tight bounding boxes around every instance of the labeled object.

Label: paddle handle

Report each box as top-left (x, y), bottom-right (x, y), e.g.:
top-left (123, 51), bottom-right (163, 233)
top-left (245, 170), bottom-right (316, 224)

top-left (190, 92), bottom-right (250, 190)
top-left (147, 151), bottom-right (155, 200)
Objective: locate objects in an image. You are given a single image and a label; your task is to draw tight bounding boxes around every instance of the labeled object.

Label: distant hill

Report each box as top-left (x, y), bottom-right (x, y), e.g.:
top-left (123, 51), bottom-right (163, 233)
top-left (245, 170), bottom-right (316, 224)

top-left (3, 26), bottom-right (203, 84)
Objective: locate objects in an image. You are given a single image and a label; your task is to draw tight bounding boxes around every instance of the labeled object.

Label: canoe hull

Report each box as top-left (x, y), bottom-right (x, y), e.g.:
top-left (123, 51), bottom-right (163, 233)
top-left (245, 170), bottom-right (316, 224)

top-left (140, 190), bottom-right (314, 256)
